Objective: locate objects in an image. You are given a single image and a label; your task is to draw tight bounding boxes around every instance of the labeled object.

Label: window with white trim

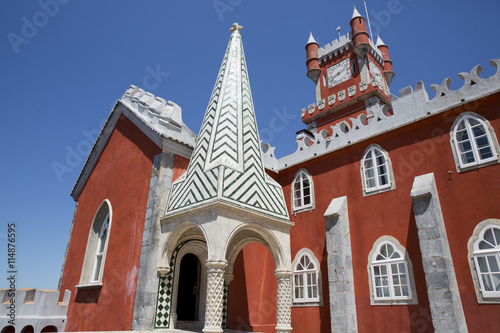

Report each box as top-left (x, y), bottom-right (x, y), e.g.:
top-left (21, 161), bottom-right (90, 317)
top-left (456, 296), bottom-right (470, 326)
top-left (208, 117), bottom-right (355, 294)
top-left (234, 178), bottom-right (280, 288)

top-left (293, 252), bottom-right (319, 304)
top-left (92, 213), bottom-right (109, 283)
top-left (452, 113), bottom-right (499, 171)
top-left (472, 225), bottom-right (500, 298)
top-left (77, 200), bottom-right (112, 287)
top-left (361, 145), bottom-right (394, 195)
top-left (292, 169), bottom-right (314, 212)
top-left (368, 238), bottom-right (416, 304)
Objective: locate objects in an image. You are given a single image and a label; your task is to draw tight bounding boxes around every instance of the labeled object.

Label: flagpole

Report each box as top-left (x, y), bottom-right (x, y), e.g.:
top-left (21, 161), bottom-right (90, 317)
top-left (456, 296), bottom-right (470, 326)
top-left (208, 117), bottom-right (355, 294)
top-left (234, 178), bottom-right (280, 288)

top-left (364, 1), bottom-right (374, 43)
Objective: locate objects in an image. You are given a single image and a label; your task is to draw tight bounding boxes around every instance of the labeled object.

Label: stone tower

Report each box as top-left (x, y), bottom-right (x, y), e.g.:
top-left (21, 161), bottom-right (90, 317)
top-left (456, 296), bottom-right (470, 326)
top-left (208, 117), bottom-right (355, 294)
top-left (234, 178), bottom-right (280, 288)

top-left (302, 6), bottom-right (394, 137)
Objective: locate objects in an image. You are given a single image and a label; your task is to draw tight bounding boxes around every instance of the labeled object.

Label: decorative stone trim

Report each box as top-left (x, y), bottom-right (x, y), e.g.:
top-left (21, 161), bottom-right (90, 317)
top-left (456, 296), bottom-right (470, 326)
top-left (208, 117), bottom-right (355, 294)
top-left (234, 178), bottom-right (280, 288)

top-left (275, 270), bottom-right (293, 333)
top-left (203, 260), bottom-right (228, 333)
top-left (323, 196), bottom-right (358, 333)
top-left (410, 173), bottom-right (468, 333)
top-left (266, 59), bottom-right (500, 172)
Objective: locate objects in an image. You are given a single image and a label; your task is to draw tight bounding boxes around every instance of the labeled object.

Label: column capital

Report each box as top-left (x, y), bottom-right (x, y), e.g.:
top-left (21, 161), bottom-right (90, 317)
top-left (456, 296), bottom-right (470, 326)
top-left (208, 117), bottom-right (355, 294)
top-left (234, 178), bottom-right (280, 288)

top-left (275, 270), bottom-right (293, 278)
top-left (205, 259), bottom-right (228, 270)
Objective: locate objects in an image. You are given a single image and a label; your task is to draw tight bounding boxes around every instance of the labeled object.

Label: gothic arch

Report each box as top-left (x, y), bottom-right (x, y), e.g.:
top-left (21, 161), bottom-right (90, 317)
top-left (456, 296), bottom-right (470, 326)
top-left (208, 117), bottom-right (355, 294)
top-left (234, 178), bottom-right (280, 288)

top-left (224, 222), bottom-right (289, 276)
top-left (159, 221), bottom-right (209, 270)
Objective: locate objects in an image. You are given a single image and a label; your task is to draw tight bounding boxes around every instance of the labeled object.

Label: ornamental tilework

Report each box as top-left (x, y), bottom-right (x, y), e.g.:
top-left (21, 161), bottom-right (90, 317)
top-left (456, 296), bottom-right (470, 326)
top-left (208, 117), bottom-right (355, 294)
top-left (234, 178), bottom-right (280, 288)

top-left (166, 28), bottom-right (289, 220)
top-left (222, 284), bottom-right (229, 328)
top-left (154, 240), bottom-right (202, 329)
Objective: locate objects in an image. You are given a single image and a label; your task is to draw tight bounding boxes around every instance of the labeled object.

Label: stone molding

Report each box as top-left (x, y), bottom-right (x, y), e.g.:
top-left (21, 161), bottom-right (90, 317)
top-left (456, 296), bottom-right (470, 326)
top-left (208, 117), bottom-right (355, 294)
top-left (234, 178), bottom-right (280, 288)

top-left (323, 196), bottom-right (358, 333)
top-left (275, 270), bottom-right (293, 333)
top-left (410, 173), bottom-right (468, 333)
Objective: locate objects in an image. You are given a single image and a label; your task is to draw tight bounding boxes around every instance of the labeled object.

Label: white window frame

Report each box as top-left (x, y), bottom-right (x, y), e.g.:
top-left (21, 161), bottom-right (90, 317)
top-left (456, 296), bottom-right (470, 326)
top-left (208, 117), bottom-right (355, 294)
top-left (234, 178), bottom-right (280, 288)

top-left (91, 213), bottom-right (110, 283)
top-left (450, 112), bottom-right (499, 172)
top-left (367, 237), bottom-right (417, 305)
top-left (360, 144), bottom-right (395, 196)
top-left (468, 219), bottom-right (500, 303)
top-left (292, 249), bottom-right (321, 306)
top-left (291, 169), bottom-right (314, 213)
top-left (76, 200), bottom-right (112, 288)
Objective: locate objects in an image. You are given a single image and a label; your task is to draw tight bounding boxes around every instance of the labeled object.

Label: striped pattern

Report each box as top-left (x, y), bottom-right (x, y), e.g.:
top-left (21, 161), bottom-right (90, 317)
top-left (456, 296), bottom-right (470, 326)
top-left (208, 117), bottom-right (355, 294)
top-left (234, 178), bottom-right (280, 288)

top-left (166, 30), bottom-right (288, 219)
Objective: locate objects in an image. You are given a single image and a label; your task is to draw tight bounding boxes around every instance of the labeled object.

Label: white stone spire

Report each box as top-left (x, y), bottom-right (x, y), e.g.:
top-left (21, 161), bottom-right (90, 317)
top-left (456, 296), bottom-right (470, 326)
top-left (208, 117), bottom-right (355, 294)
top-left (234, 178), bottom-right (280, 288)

top-left (376, 35), bottom-right (386, 47)
top-left (307, 32), bottom-right (317, 45)
top-left (166, 25), bottom-right (289, 220)
top-left (351, 5), bottom-right (363, 20)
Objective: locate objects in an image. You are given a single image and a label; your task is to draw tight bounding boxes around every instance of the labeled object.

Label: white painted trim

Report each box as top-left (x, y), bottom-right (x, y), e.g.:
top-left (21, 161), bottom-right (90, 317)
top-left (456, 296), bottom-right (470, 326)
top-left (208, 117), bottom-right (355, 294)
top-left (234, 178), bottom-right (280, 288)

top-left (78, 199), bottom-right (113, 286)
top-left (360, 144), bottom-right (395, 196)
top-left (467, 219), bottom-right (500, 304)
top-left (291, 248), bottom-right (322, 306)
top-left (367, 236), bottom-right (418, 305)
top-left (450, 112), bottom-right (500, 173)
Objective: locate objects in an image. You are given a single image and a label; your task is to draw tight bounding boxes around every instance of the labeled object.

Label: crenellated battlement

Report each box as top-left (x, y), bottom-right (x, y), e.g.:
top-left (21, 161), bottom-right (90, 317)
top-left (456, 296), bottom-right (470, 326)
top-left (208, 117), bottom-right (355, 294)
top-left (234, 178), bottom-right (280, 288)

top-left (121, 85), bottom-right (183, 130)
top-left (263, 59), bottom-right (500, 171)
top-left (0, 288), bottom-right (70, 332)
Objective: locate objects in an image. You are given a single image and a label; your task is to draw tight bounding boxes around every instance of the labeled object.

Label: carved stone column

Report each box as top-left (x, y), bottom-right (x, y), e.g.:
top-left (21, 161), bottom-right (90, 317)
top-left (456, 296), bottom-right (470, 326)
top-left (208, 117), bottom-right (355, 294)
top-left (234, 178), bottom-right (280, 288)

top-left (203, 259), bottom-right (228, 333)
top-left (275, 270), bottom-right (293, 333)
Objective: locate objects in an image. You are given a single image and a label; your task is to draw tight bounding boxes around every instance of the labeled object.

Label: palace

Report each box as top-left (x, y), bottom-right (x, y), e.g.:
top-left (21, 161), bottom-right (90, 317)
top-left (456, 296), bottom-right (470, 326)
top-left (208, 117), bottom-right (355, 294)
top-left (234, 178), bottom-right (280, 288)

top-left (3, 7), bottom-right (500, 333)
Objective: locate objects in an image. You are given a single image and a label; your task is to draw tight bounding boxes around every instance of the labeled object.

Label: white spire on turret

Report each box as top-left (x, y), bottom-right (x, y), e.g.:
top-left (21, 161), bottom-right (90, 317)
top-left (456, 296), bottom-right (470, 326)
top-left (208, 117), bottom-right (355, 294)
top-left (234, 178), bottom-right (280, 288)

top-left (351, 5), bottom-right (363, 20)
top-left (376, 35), bottom-right (386, 47)
top-left (306, 32), bottom-right (317, 45)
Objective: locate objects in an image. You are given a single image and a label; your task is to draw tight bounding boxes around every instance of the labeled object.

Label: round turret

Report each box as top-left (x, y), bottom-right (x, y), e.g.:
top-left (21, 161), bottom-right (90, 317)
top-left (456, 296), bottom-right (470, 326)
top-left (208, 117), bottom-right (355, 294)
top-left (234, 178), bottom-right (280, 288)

top-left (305, 32), bottom-right (321, 83)
top-left (349, 6), bottom-right (371, 58)
top-left (376, 36), bottom-right (395, 85)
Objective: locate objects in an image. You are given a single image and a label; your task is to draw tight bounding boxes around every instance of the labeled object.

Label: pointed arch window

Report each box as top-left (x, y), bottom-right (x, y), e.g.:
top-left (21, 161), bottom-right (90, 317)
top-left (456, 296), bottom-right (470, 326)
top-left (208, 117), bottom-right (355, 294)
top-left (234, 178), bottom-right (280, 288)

top-left (292, 169), bottom-right (314, 212)
top-left (368, 238), bottom-right (417, 305)
top-left (293, 252), bottom-right (320, 304)
top-left (361, 145), bottom-right (394, 195)
top-left (452, 113), bottom-right (499, 171)
top-left (472, 225), bottom-right (500, 299)
top-left (77, 200), bottom-right (112, 288)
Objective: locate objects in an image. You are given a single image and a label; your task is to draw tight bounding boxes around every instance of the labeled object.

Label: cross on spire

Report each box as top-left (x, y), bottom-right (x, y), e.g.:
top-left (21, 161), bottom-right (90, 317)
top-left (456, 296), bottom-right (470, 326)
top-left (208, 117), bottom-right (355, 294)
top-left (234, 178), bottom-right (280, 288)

top-left (229, 22), bottom-right (243, 33)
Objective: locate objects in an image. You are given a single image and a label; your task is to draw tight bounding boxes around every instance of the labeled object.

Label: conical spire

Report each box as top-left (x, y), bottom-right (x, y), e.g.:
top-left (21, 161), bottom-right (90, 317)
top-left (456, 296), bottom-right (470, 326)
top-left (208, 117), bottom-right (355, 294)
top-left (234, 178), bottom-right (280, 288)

top-left (351, 6), bottom-right (363, 20)
top-left (307, 32), bottom-right (317, 45)
top-left (166, 24), bottom-right (289, 220)
top-left (376, 35), bottom-right (386, 47)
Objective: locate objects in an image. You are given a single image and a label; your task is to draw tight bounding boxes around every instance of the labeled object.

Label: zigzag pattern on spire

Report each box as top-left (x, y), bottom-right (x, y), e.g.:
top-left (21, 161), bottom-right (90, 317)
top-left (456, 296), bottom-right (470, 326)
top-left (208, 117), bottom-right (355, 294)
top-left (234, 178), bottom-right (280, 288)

top-left (166, 29), bottom-right (289, 220)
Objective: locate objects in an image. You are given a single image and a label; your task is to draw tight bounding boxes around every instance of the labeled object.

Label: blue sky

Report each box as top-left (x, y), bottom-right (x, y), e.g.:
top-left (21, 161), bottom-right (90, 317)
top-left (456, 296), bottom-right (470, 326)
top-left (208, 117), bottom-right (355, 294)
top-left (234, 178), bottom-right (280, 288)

top-left (1, 0), bottom-right (500, 290)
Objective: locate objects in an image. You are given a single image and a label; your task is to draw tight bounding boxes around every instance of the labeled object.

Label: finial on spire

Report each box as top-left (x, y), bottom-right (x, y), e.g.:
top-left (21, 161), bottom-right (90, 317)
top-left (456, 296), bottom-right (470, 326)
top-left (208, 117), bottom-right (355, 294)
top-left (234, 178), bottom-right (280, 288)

top-left (230, 22), bottom-right (243, 33)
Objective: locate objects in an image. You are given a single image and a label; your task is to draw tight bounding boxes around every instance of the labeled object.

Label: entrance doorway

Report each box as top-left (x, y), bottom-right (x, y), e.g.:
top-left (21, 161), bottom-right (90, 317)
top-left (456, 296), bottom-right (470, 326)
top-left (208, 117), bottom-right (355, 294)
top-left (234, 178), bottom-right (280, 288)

top-left (176, 253), bottom-right (201, 321)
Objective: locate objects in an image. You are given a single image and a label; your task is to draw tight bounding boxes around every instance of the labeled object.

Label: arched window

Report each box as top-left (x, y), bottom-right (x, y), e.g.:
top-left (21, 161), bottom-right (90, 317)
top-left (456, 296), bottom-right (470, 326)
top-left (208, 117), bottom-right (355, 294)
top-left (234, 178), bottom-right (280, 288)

top-left (92, 212), bottom-right (110, 283)
top-left (451, 113), bottom-right (499, 171)
top-left (77, 200), bottom-right (112, 287)
top-left (368, 238), bottom-right (416, 304)
top-left (361, 145), bottom-right (394, 195)
top-left (292, 169), bottom-right (314, 212)
top-left (292, 251), bottom-right (320, 304)
top-left (472, 224), bottom-right (500, 299)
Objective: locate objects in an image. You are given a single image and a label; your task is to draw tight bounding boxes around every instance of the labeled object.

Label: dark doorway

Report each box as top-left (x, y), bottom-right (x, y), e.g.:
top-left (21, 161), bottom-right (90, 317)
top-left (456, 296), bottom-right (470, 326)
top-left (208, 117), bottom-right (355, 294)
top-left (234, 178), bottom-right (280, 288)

top-left (176, 253), bottom-right (200, 321)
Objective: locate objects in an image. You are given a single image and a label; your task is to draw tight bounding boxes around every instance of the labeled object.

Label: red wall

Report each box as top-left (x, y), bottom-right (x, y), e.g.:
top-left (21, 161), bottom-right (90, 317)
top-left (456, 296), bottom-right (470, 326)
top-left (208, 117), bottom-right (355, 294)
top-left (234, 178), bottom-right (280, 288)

top-left (274, 93), bottom-right (500, 332)
top-left (59, 114), bottom-right (161, 331)
top-left (228, 243), bottom-right (277, 333)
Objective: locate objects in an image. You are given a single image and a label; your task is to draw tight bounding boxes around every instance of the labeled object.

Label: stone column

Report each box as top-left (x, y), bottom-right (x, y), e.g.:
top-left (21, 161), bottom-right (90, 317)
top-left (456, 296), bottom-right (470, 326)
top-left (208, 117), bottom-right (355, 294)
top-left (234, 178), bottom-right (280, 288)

top-left (410, 173), bottom-right (468, 333)
top-left (323, 196), bottom-right (357, 333)
top-left (275, 270), bottom-right (293, 333)
top-left (132, 153), bottom-right (175, 330)
top-left (203, 259), bottom-right (228, 333)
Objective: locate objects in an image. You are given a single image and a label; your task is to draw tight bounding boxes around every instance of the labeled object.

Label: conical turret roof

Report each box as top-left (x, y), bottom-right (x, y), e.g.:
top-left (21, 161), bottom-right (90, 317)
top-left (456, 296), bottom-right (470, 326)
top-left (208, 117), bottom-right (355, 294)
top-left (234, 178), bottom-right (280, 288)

top-left (166, 23), bottom-right (289, 220)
